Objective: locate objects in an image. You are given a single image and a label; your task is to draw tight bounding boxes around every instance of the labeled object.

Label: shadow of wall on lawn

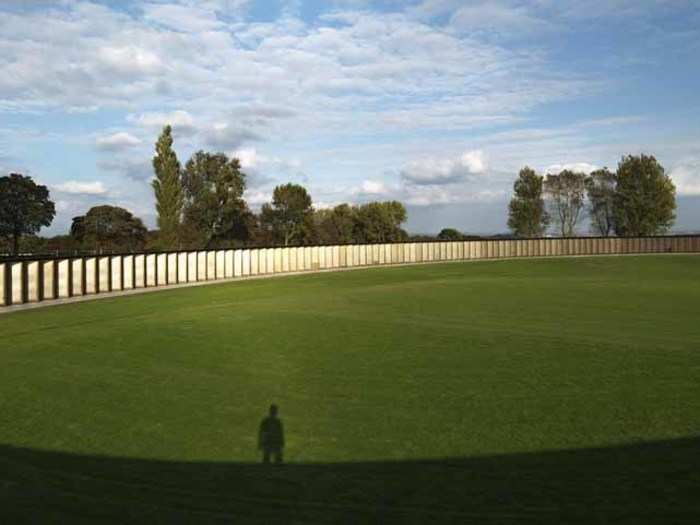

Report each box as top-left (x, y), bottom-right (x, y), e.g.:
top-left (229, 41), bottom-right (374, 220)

top-left (1, 437), bottom-right (699, 524)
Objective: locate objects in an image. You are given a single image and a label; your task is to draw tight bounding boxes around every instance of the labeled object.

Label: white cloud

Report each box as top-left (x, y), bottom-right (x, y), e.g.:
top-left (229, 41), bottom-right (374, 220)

top-left (354, 180), bottom-right (389, 195)
top-left (130, 110), bottom-right (195, 133)
top-left (96, 132), bottom-right (142, 151)
top-left (204, 123), bottom-right (260, 150)
top-left (544, 162), bottom-right (598, 175)
top-left (670, 157), bottom-right (700, 196)
top-left (400, 150), bottom-right (487, 186)
top-left (52, 181), bottom-right (108, 195)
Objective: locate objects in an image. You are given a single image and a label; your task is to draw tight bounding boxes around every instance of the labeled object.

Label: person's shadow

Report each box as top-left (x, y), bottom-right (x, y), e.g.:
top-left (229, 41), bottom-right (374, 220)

top-left (258, 404), bottom-right (284, 464)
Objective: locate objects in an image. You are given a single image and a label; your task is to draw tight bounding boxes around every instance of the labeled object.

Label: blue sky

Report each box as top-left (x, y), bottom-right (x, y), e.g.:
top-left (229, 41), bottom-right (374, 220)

top-left (1, 0), bottom-right (699, 235)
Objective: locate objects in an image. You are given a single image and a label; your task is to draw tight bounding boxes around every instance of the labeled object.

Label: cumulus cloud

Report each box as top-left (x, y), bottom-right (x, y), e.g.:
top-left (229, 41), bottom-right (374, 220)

top-left (353, 180), bottom-right (390, 196)
top-left (96, 132), bottom-right (142, 151)
top-left (130, 110), bottom-right (196, 135)
top-left (52, 181), bottom-right (108, 195)
top-left (669, 157), bottom-right (700, 196)
top-left (98, 158), bottom-right (153, 182)
top-left (400, 150), bottom-right (487, 186)
top-left (544, 162), bottom-right (598, 175)
top-left (204, 123), bottom-right (261, 151)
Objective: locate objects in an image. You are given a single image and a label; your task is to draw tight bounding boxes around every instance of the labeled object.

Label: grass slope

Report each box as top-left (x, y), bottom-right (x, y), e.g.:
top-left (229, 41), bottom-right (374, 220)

top-left (1, 255), bottom-right (699, 523)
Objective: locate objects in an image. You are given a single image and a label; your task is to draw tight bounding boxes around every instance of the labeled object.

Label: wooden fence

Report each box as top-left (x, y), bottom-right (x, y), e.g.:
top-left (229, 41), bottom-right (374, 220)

top-left (2, 235), bottom-right (699, 308)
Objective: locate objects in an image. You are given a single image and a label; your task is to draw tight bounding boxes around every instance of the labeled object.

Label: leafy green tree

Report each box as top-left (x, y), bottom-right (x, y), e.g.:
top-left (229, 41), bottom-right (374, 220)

top-left (181, 151), bottom-right (249, 247)
top-left (260, 183), bottom-right (314, 245)
top-left (613, 155), bottom-right (676, 237)
top-left (585, 168), bottom-right (616, 237)
top-left (0, 173), bottom-right (56, 255)
top-left (437, 228), bottom-right (463, 240)
top-left (544, 170), bottom-right (587, 237)
top-left (507, 167), bottom-right (548, 237)
top-left (70, 205), bottom-right (147, 253)
top-left (353, 201), bottom-right (407, 243)
top-left (152, 126), bottom-right (183, 248)
top-left (314, 204), bottom-right (357, 244)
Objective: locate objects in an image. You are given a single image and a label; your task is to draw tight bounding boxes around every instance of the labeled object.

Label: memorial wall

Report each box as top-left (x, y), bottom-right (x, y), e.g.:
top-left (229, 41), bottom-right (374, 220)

top-left (1, 235), bottom-right (699, 308)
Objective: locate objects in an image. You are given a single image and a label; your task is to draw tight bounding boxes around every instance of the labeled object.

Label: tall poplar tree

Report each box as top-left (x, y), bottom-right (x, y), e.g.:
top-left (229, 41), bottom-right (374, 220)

top-left (507, 167), bottom-right (549, 237)
top-left (152, 125), bottom-right (183, 248)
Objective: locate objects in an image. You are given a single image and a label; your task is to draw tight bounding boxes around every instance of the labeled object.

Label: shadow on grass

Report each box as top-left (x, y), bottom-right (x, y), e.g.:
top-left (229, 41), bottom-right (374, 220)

top-left (1, 437), bottom-right (699, 524)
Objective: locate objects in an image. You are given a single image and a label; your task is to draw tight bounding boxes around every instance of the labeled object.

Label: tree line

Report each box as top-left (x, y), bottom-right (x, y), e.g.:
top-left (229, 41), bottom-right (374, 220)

top-left (0, 126), bottom-right (409, 255)
top-left (0, 126), bottom-right (681, 256)
top-left (507, 154), bottom-right (677, 238)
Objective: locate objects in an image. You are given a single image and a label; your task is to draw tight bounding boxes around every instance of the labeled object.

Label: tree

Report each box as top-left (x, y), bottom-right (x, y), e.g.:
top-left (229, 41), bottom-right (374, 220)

top-left (544, 170), bottom-right (587, 237)
top-left (507, 167), bottom-right (548, 237)
top-left (353, 201), bottom-right (407, 243)
top-left (0, 173), bottom-right (56, 255)
top-left (437, 228), bottom-right (463, 240)
top-left (70, 205), bottom-right (147, 253)
top-left (314, 204), bottom-right (357, 244)
top-left (613, 154), bottom-right (676, 237)
top-left (152, 126), bottom-right (183, 248)
top-left (181, 151), bottom-right (249, 247)
top-left (585, 168), bottom-right (616, 237)
top-left (259, 183), bottom-right (314, 245)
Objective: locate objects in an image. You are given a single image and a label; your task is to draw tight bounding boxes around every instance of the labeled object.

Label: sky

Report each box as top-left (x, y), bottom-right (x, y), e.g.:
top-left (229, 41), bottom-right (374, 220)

top-left (1, 0), bottom-right (699, 236)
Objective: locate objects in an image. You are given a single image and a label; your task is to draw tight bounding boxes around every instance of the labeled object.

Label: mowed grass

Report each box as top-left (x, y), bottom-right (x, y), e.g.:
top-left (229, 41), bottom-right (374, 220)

top-left (1, 255), bottom-right (699, 523)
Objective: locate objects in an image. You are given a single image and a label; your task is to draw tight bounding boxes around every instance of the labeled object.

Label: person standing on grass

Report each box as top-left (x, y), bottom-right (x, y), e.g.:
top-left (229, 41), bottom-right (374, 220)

top-left (258, 404), bottom-right (284, 464)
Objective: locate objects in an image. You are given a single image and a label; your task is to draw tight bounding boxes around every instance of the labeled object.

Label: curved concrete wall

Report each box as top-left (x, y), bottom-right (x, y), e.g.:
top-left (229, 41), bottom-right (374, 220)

top-left (2, 235), bottom-right (699, 308)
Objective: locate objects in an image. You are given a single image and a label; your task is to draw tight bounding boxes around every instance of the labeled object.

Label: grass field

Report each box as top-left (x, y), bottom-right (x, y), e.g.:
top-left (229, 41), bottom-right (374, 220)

top-left (1, 255), bottom-right (699, 523)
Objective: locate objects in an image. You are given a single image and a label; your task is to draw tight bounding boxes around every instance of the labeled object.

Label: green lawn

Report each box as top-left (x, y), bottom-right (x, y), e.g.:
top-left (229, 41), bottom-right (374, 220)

top-left (1, 255), bottom-right (699, 523)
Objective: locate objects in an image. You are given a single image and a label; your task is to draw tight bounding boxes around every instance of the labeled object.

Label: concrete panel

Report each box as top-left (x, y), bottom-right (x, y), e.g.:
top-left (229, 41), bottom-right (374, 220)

top-left (57, 260), bottom-right (70, 298)
top-left (215, 251), bottom-right (225, 279)
top-left (185, 252), bottom-right (196, 282)
top-left (196, 252), bottom-right (207, 281)
top-left (281, 248), bottom-right (290, 272)
top-left (42, 260), bottom-right (55, 300)
top-left (249, 249), bottom-right (258, 275)
top-left (271, 248), bottom-right (279, 273)
top-left (11, 262), bottom-right (23, 304)
top-left (234, 250), bottom-right (243, 276)
top-left (262, 249), bottom-right (271, 274)
top-left (157, 254), bottom-right (167, 285)
top-left (242, 249), bottom-right (251, 276)
top-left (225, 250), bottom-right (234, 278)
top-left (167, 253), bottom-right (178, 284)
top-left (378, 244), bottom-right (387, 264)
top-left (303, 247), bottom-right (311, 271)
top-left (111, 256), bottom-right (123, 290)
top-left (266, 249), bottom-right (275, 274)
top-left (306, 246), bottom-right (315, 270)
top-left (297, 247), bottom-right (305, 270)
top-left (26, 261), bottom-right (39, 302)
top-left (206, 251), bottom-right (216, 281)
top-left (332, 246), bottom-right (340, 268)
top-left (72, 259), bottom-right (84, 296)
top-left (146, 254), bottom-right (157, 287)
top-left (0, 263), bottom-right (5, 306)
top-left (84, 258), bottom-right (96, 294)
top-left (287, 247), bottom-right (296, 272)
top-left (368, 244), bottom-right (377, 265)
top-left (177, 252), bottom-right (188, 283)
top-left (123, 255), bottom-right (134, 289)
top-left (134, 255), bottom-right (145, 288)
